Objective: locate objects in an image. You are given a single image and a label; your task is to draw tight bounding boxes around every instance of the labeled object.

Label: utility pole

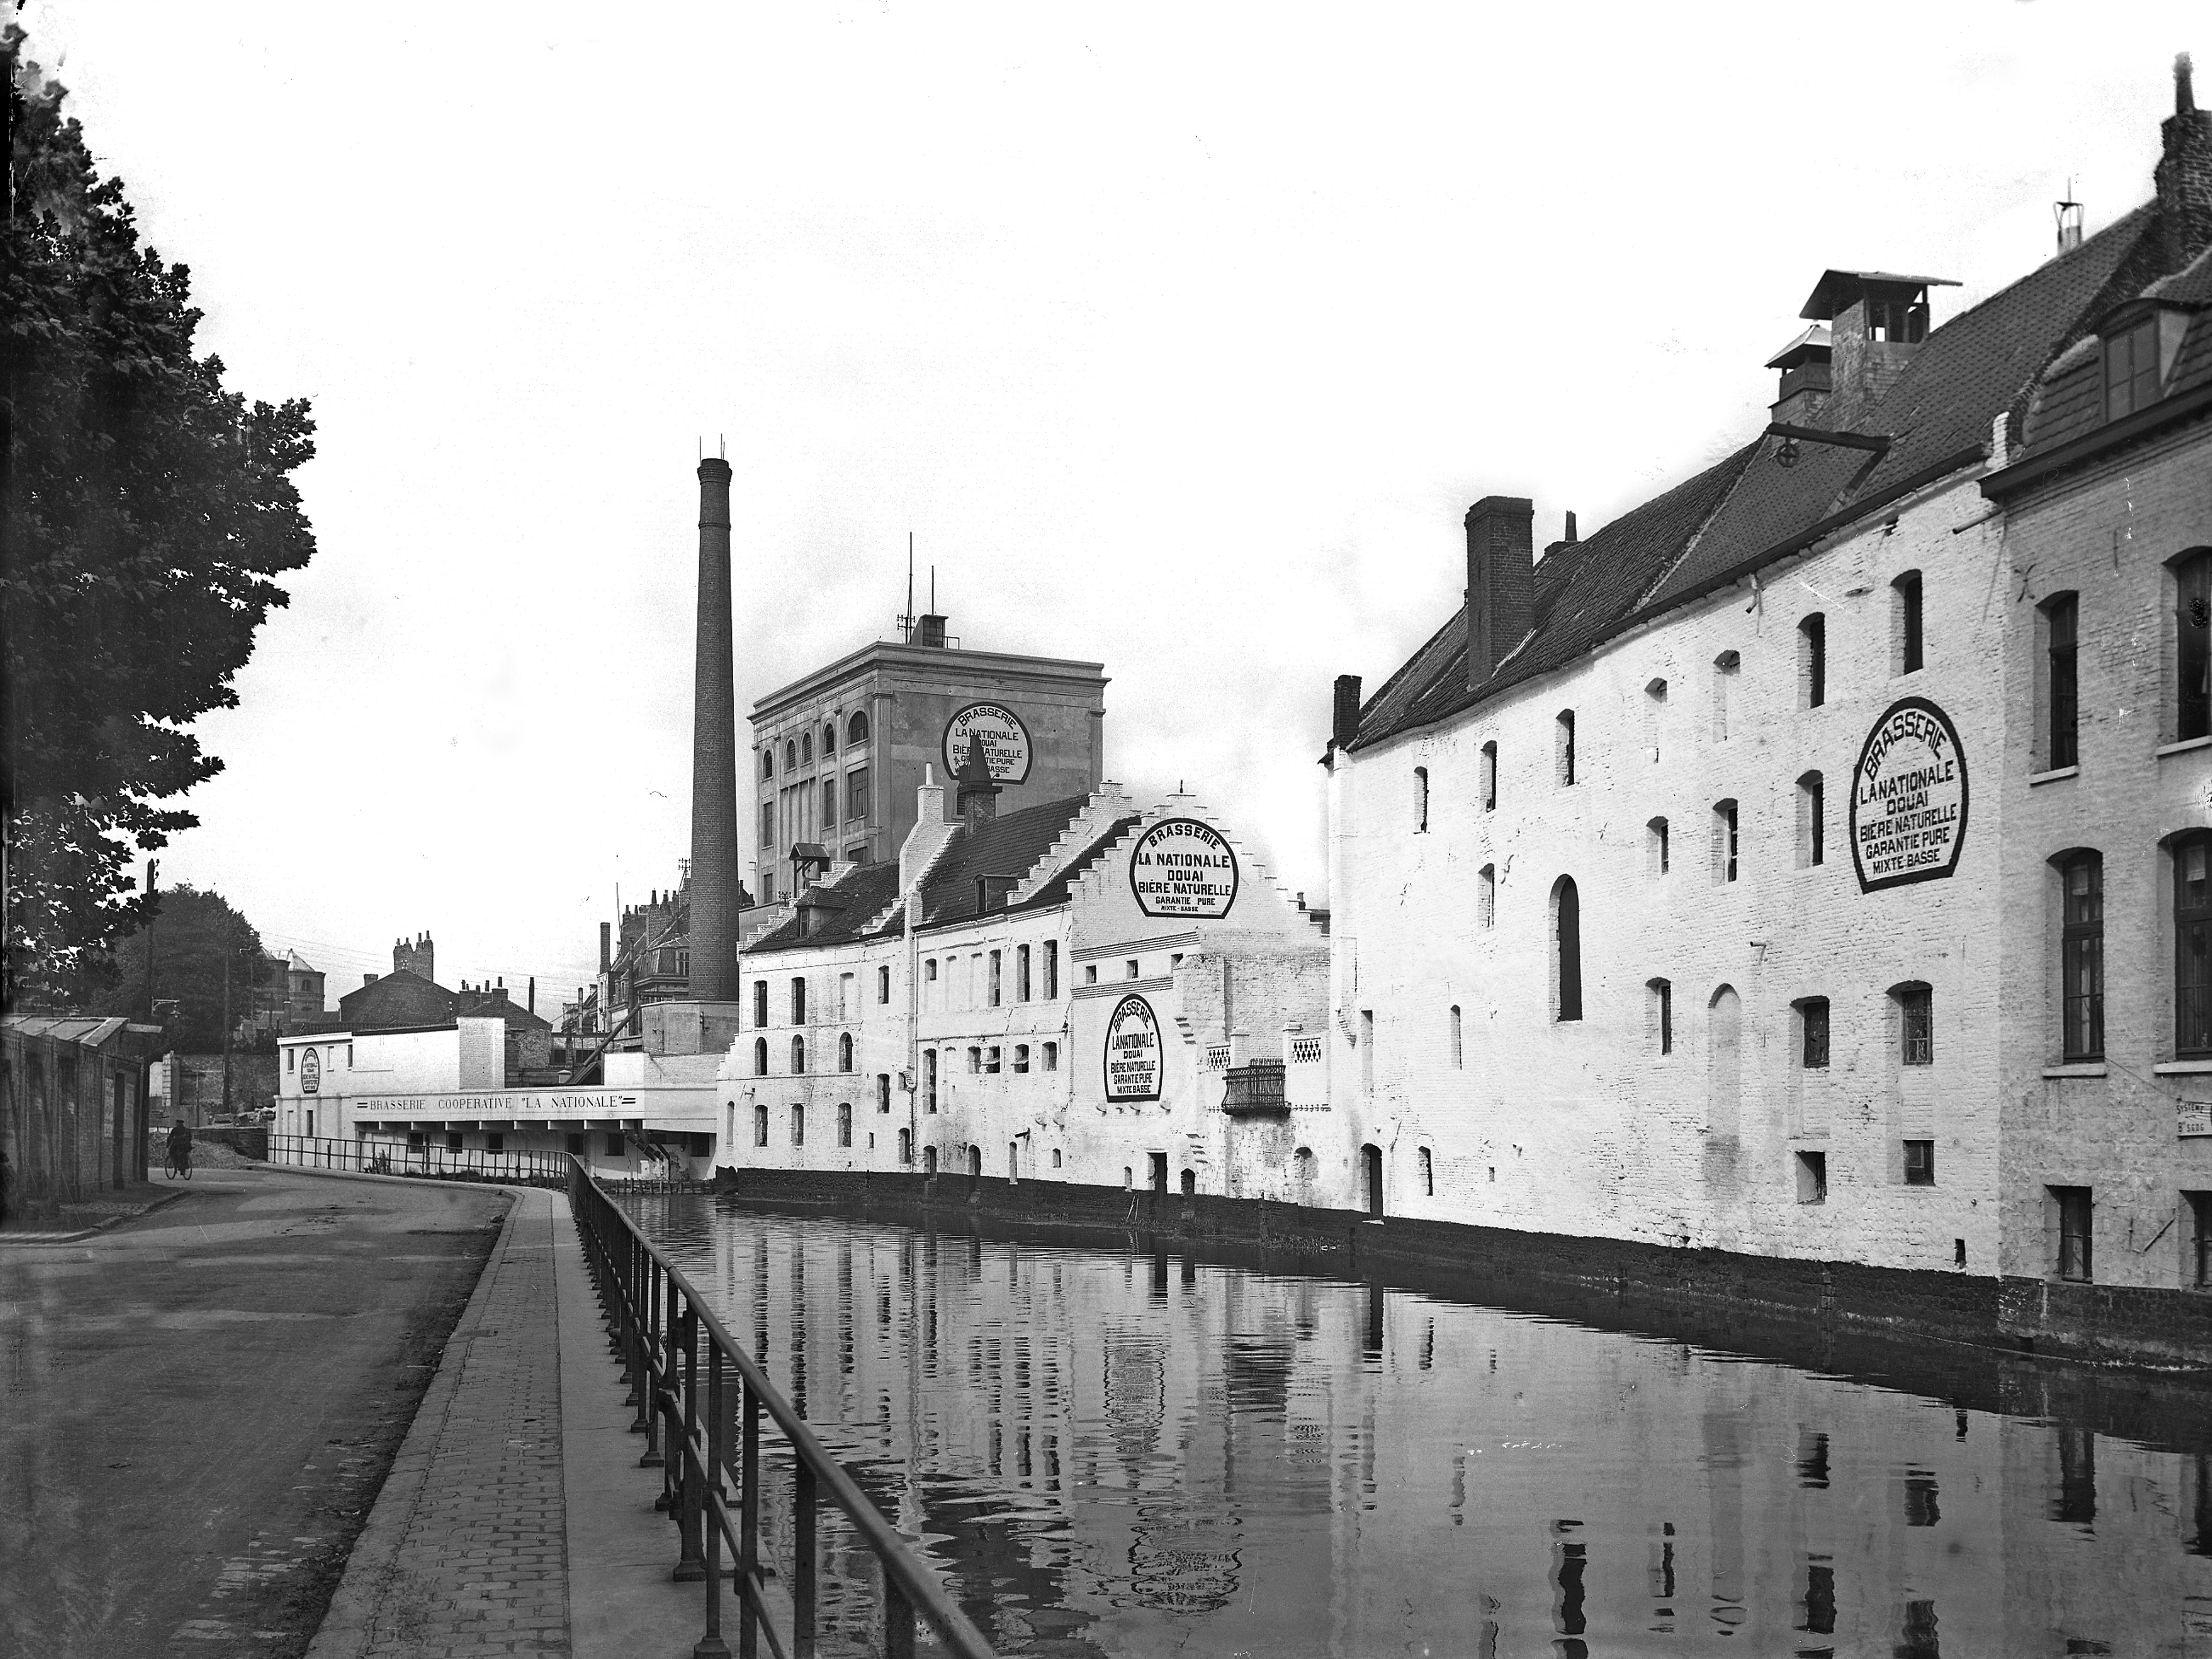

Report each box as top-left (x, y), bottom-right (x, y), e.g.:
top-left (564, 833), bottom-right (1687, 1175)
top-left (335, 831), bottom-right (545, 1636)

top-left (220, 944), bottom-right (232, 1123)
top-left (143, 858), bottom-right (159, 1020)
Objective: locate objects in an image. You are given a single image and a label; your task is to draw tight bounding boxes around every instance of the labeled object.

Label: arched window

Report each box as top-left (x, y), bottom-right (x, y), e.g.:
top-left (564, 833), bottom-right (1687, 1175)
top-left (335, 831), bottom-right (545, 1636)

top-left (1051, 1148), bottom-right (1062, 1168)
top-left (838, 1032), bottom-right (854, 1072)
top-left (1556, 710), bottom-right (1576, 786)
top-left (1480, 741), bottom-right (1498, 811)
top-left (1449, 1004), bottom-right (1463, 1068)
top-left (897, 1127), bottom-right (912, 1165)
top-left (822, 721), bottom-right (837, 756)
top-left (784, 739), bottom-right (797, 770)
top-left (1647, 816), bottom-right (1670, 877)
top-left (2055, 851), bottom-right (2103, 1062)
top-left (1893, 571), bottom-right (1924, 674)
top-left (1797, 773), bottom-right (1825, 867)
top-left (1180, 1168), bottom-right (1196, 1197)
top-left (922, 1144), bottom-right (937, 1174)
top-left (1478, 863), bottom-right (1496, 929)
top-left (1293, 1146), bottom-right (1316, 1187)
top-left (1418, 1145), bottom-right (1435, 1196)
top-left (837, 1102), bottom-right (852, 1147)
top-left (753, 1037), bottom-right (767, 1077)
top-left (1711, 651), bottom-right (1740, 740)
top-left (752, 1103), bottom-right (768, 1147)
top-left (2174, 833), bottom-right (2212, 1057)
top-left (1708, 985), bottom-right (1742, 1139)
top-left (968, 1145), bottom-right (983, 1178)
top-left (800, 732), bottom-right (813, 765)
top-left (760, 749), bottom-right (775, 780)
top-left (1414, 766), bottom-right (1429, 832)
top-left (1799, 613), bottom-right (1826, 708)
top-left (848, 710), bottom-right (870, 745)
top-left (2174, 551), bottom-right (2212, 741)
top-left (1551, 875), bottom-right (1583, 1022)
top-left (790, 1035), bottom-right (806, 1074)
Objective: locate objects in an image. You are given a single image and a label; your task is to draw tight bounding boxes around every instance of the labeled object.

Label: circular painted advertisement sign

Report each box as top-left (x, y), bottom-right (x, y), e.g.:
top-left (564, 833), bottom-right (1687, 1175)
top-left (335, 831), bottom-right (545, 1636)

top-left (1104, 994), bottom-right (1163, 1104)
top-left (1849, 696), bottom-right (1970, 892)
top-left (1128, 818), bottom-right (1240, 919)
top-left (943, 702), bottom-right (1032, 784)
top-left (300, 1048), bottom-right (322, 1095)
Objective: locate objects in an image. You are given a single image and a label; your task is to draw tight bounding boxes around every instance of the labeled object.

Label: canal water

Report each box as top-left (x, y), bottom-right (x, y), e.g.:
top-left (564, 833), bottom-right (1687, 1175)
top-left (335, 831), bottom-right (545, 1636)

top-left (635, 1195), bottom-right (2212, 1659)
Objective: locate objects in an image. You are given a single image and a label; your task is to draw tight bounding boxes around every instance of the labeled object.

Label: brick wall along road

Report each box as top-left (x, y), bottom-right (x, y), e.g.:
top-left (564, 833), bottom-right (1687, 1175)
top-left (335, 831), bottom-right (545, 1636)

top-left (0, 1169), bottom-right (507, 1659)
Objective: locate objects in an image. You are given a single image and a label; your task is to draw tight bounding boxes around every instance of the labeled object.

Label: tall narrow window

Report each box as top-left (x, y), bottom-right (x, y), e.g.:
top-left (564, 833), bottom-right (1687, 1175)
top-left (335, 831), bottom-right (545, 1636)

top-left (989, 950), bottom-right (1002, 1007)
top-left (1712, 651), bottom-right (1739, 740)
top-left (753, 1038), bottom-right (768, 1077)
top-left (1043, 940), bottom-right (1059, 998)
top-left (1903, 1139), bottom-right (1935, 1185)
top-left (1042, 1041), bottom-right (1058, 1071)
top-left (1648, 978), bottom-right (1673, 1054)
top-left (791, 1104), bottom-right (805, 1146)
top-left (1644, 678), bottom-right (1667, 762)
top-left (1798, 773), bottom-right (1825, 867)
top-left (1894, 572), bottom-right (1924, 674)
top-left (2055, 1186), bottom-right (2093, 1281)
top-left (847, 767), bottom-right (870, 822)
top-left (1798, 997), bottom-right (1831, 1069)
top-left (1017, 944), bottom-right (1031, 1001)
top-left (800, 733), bottom-right (812, 765)
top-left (877, 965), bottom-right (891, 1004)
top-left (790, 1036), bottom-right (806, 1074)
top-left (1895, 982), bottom-right (1933, 1066)
top-left (1481, 742), bottom-right (1497, 811)
top-left (923, 1048), bottom-right (938, 1113)
top-left (1478, 864), bottom-right (1496, 929)
top-left (2189, 1191), bottom-right (2211, 1289)
top-left (753, 1103), bottom-right (768, 1147)
top-left (752, 980), bottom-right (768, 1027)
top-left (2059, 853), bottom-right (2104, 1061)
top-left (877, 1073), bottom-right (890, 1113)
top-left (790, 977), bottom-right (807, 1024)
top-left (2177, 834), bottom-right (2212, 1057)
top-left (822, 721), bottom-right (837, 757)
top-left (1648, 817), bottom-right (1669, 877)
top-left (1418, 1147), bottom-right (1435, 1196)
top-left (1799, 613), bottom-right (1827, 708)
top-left (838, 1032), bottom-right (855, 1073)
top-left (2045, 594), bottom-right (2079, 768)
top-left (837, 1102), bottom-right (852, 1147)
top-left (898, 1127), bottom-right (912, 1164)
top-left (2103, 316), bottom-right (2161, 420)
top-left (1552, 876), bottom-right (1582, 1023)
top-left (1713, 800), bottom-right (1739, 884)
top-left (2177, 552), bottom-right (2212, 741)
top-left (1556, 711), bottom-right (1577, 786)
top-left (822, 778), bottom-right (838, 827)
top-left (759, 801), bottom-right (774, 848)
top-left (1414, 766), bottom-right (1430, 831)
top-left (1449, 1005), bottom-right (1463, 1068)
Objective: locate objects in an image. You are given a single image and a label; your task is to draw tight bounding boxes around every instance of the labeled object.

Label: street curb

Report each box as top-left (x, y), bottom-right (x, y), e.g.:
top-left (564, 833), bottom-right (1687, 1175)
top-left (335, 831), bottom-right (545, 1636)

top-left (301, 1185), bottom-right (530, 1659)
top-left (249, 1162), bottom-right (563, 1196)
top-left (0, 1184), bottom-right (194, 1246)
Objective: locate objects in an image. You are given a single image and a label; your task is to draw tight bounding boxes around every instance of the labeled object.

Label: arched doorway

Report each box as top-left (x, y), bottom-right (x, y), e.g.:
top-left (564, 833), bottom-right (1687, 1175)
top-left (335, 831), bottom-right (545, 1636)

top-left (1362, 1143), bottom-right (1384, 1218)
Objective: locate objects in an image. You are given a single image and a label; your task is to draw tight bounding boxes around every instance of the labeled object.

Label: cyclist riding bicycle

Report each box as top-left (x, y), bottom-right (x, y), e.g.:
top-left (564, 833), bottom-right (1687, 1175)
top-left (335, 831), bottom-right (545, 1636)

top-left (165, 1119), bottom-right (193, 1179)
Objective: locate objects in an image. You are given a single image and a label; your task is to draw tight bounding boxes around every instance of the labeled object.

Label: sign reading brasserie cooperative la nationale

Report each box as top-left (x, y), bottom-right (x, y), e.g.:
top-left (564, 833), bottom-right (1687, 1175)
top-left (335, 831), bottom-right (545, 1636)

top-left (943, 702), bottom-right (1032, 784)
top-left (1104, 994), bottom-right (1163, 1103)
top-left (1850, 696), bottom-right (1970, 893)
top-left (300, 1049), bottom-right (321, 1094)
top-left (1129, 817), bottom-right (1239, 919)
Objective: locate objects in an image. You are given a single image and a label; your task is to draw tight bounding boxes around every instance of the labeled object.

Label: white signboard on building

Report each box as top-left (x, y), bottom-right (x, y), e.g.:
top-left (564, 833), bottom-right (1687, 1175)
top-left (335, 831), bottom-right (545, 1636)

top-left (943, 702), bottom-right (1032, 784)
top-left (1128, 817), bottom-right (1240, 919)
top-left (1104, 994), bottom-right (1163, 1104)
top-left (2179, 1102), bottom-right (2212, 1139)
top-left (300, 1049), bottom-right (321, 1094)
top-left (1850, 696), bottom-right (1970, 893)
top-left (354, 1090), bottom-right (646, 1119)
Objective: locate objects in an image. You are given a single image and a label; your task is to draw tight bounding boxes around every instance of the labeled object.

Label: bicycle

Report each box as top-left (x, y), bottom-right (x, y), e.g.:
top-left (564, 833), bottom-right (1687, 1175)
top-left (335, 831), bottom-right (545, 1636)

top-left (163, 1146), bottom-right (194, 1180)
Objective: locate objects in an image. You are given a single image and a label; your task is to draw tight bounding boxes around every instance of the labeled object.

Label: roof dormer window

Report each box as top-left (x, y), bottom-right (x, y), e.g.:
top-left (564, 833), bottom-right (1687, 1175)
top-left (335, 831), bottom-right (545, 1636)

top-left (2103, 315), bottom-right (2162, 421)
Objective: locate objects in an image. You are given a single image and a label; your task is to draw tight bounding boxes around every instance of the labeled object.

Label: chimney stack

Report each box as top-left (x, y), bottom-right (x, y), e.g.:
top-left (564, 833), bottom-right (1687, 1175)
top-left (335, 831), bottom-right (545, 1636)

top-left (1330, 674), bottom-right (1363, 751)
top-left (1465, 496), bottom-right (1534, 688)
top-left (2159, 52), bottom-right (2212, 272)
top-left (955, 732), bottom-right (1001, 828)
top-left (688, 456), bottom-right (741, 1004)
top-left (599, 921), bottom-right (611, 973)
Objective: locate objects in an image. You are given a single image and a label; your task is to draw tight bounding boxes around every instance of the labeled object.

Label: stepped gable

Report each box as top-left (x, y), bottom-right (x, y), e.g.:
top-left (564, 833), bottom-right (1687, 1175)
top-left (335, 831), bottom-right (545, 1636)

top-left (915, 795), bottom-right (1090, 928)
top-left (1349, 200), bottom-right (2168, 753)
top-left (1011, 812), bottom-right (1145, 912)
top-left (745, 861), bottom-right (904, 955)
top-left (1009, 783), bottom-right (1138, 907)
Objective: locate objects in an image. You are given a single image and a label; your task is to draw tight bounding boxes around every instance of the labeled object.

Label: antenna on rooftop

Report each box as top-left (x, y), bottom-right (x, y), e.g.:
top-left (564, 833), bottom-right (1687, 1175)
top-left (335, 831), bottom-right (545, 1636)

top-left (2054, 178), bottom-right (2084, 255)
top-left (899, 532), bottom-right (916, 641)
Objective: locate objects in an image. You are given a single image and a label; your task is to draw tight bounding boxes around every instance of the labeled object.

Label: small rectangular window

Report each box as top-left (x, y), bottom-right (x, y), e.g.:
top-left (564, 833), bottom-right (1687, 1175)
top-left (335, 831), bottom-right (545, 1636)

top-left (1713, 800), bottom-right (1739, 884)
top-left (1481, 741), bottom-right (1497, 811)
top-left (610, 1131), bottom-right (627, 1156)
top-left (448, 1131), bottom-right (464, 1153)
top-left (1084, 964), bottom-right (1098, 986)
top-left (1798, 773), bottom-right (1825, 867)
top-left (485, 1133), bottom-right (505, 1154)
top-left (967, 1046), bottom-right (981, 1074)
top-left (1796, 1150), bottom-right (1827, 1204)
top-left (1895, 572), bottom-right (1924, 674)
top-left (985, 1046), bottom-right (1002, 1075)
top-left (1648, 818), bottom-right (1669, 877)
top-left (2046, 595), bottom-right (2079, 769)
top-left (1649, 979), bottom-right (1673, 1054)
top-left (877, 965), bottom-right (891, 1004)
top-left (286, 1048), bottom-right (294, 1072)
top-left (1799, 998), bottom-right (1830, 1069)
top-left (837, 1102), bottom-right (853, 1147)
top-left (2188, 1191), bottom-right (2211, 1289)
top-left (846, 766), bottom-right (870, 823)
top-left (1800, 613), bottom-right (1826, 708)
top-left (566, 1133), bottom-right (585, 1157)
top-left (2055, 1186), bottom-right (2092, 1281)
top-left (791, 1104), bottom-right (805, 1146)
top-left (2103, 317), bottom-right (2161, 421)
top-left (877, 1073), bottom-right (890, 1113)
top-left (751, 1107), bottom-right (766, 1149)
top-left (1125, 959), bottom-right (1139, 979)
top-left (1013, 1044), bottom-right (1030, 1074)
top-left (1903, 1139), bottom-right (1935, 1186)
top-left (1042, 1042), bottom-right (1059, 1071)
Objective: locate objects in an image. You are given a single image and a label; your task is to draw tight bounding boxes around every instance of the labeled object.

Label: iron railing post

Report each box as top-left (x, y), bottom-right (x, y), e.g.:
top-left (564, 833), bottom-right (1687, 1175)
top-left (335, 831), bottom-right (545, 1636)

top-left (738, 1381), bottom-right (760, 1659)
top-left (793, 1461), bottom-right (817, 1659)
top-left (673, 1301), bottom-right (706, 1579)
top-left (697, 1342), bottom-right (730, 1659)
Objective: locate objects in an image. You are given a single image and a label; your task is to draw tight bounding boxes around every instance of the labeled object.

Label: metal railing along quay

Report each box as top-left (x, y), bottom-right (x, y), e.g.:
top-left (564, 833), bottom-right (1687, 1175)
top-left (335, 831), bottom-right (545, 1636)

top-left (267, 1133), bottom-right (570, 1185)
top-left (568, 1160), bottom-right (996, 1659)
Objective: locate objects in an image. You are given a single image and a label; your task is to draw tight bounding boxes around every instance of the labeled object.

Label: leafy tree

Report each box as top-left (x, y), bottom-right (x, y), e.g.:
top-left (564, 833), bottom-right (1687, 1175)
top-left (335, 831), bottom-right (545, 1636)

top-left (99, 883), bottom-right (263, 1052)
top-left (2, 24), bottom-right (316, 1008)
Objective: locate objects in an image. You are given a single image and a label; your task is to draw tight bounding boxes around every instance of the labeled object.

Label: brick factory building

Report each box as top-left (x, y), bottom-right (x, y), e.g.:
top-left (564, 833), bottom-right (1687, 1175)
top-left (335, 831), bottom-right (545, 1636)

top-left (1320, 61), bottom-right (2212, 1359)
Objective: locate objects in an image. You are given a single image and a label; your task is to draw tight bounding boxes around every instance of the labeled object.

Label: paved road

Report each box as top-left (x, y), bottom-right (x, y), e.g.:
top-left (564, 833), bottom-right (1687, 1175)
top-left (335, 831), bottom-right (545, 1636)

top-left (0, 1168), bottom-right (508, 1659)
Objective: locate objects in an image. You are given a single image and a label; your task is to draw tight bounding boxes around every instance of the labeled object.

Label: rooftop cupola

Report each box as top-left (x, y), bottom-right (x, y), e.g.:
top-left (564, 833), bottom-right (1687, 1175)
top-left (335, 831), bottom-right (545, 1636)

top-left (954, 731), bottom-right (1001, 827)
top-left (1764, 324), bottom-right (1832, 425)
top-left (1799, 269), bottom-right (1958, 419)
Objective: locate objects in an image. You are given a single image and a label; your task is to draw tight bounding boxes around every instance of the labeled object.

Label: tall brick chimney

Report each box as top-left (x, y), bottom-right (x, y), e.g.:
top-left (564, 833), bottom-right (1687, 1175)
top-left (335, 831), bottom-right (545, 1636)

top-left (687, 457), bottom-right (741, 1004)
top-left (1330, 674), bottom-right (1363, 751)
top-left (1465, 496), bottom-right (1534, 688)
top-left (2158, 52), bottom-right (2212, 271)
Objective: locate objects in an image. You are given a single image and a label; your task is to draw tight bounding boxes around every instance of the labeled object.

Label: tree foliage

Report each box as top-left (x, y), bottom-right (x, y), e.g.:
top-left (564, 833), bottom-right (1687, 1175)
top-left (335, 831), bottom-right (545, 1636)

top-left (3, 25), bottom-right (316, 1007)
top-left (98, 883), bottom-right (264, 1051)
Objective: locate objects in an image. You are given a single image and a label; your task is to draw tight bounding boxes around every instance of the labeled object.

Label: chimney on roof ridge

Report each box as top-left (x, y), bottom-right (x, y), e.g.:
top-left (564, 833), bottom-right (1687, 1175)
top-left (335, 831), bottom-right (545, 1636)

top-left (955, 732), bottom-right (1001, 828)
top-left (1330, 674), bottom-right (1363, 751)
top-left (1465, 496), bottom-right (1534, 689)
top-left (1798, 270), bottom-right (1954, 420)
top-left (2158, 51), bottom-right (2212, 272)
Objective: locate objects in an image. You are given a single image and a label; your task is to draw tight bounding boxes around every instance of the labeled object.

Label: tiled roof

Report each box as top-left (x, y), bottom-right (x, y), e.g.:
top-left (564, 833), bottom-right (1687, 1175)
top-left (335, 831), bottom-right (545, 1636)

top-left (1352, 200), bottom-right (2169, 752)
top-left (1011, 814), bottom-right (1145, 912)
top-left (2020, 228), bottom-right (2212, 455)
top-left (744, 862), bottom-right (905, 956)
top-left (916, 796), bottom-right (1091, 928)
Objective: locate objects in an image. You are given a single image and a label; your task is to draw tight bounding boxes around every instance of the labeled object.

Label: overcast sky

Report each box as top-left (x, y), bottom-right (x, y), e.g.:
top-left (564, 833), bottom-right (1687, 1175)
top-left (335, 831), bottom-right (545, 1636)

top-left (27, 1), bottom-right (2203, 1010)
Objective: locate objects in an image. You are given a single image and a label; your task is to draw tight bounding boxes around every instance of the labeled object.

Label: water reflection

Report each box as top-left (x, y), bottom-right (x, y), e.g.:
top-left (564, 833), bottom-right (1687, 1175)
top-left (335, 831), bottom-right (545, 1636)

top-left (633, 1195), bottom-right (2212, 1658)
